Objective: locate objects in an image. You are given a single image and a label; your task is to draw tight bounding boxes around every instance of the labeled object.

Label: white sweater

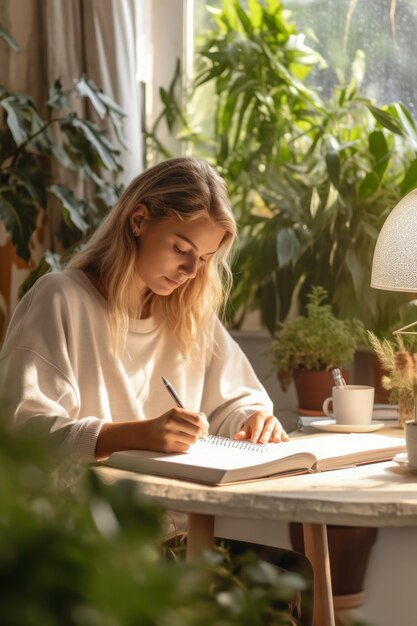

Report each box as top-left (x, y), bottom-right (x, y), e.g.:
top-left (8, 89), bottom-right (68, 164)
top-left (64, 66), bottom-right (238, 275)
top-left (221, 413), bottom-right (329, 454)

top-left (0, 270), bottom-right (273, 462)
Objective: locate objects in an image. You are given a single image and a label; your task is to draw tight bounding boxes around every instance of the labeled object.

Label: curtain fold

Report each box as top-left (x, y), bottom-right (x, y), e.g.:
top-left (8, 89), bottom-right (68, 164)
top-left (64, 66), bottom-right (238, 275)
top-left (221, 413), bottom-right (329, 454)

top-left (43, 0), bottom-right (142, 183)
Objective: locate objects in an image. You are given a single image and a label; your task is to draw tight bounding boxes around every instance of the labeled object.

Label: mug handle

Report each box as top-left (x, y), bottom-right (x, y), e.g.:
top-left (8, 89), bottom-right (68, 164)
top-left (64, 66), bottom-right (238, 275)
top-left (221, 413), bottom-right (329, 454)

top-left (322, 397), bottom-right (334, 417)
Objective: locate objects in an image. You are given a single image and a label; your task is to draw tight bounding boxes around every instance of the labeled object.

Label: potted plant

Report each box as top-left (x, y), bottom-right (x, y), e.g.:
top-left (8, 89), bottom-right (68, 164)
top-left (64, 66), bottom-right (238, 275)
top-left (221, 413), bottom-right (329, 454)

top-left (368, 330), bottom-right (417, 466)
top-left (367, 331), bottom-right (417, 424)
top-left (270, 286), bottom-right (365, 412)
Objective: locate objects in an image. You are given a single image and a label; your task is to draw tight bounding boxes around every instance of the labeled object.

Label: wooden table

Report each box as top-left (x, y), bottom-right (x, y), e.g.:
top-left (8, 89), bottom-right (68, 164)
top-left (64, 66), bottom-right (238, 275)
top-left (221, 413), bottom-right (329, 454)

top-left (96, 450), bottom-right (417, 626)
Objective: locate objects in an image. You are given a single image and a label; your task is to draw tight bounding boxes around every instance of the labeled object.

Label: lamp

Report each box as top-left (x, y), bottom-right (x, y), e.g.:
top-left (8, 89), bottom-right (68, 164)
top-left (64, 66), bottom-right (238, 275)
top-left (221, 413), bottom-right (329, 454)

top-left (371, 188), bottom-right (417, 460)
top-left (371, 188), bottom-right (417, 335)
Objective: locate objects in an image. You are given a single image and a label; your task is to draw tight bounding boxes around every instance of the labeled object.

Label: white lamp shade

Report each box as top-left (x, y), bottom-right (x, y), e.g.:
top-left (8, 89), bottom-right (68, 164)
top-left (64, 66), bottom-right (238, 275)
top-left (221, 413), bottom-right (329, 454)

top-left (371, 188), bottom-right (417, 292)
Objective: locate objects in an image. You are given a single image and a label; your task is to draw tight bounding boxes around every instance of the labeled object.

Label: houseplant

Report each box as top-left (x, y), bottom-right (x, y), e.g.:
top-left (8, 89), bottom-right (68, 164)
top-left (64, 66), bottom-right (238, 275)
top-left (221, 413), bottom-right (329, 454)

top-left (146, 0), bottom-right (417, 339)
top-left (0, 27), bottom-right (125, 308)
top-left (271, 286), bottom-right (365, 411)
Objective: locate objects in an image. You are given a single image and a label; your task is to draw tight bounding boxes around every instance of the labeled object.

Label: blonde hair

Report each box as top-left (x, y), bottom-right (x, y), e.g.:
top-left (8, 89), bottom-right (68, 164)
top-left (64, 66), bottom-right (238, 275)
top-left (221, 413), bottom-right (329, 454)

top-left (66, 157), bottom-right (237, 354)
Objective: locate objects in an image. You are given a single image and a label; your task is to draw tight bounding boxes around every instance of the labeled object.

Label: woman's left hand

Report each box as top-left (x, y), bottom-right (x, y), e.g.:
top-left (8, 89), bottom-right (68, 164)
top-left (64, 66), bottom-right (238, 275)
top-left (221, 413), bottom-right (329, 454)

top-left (233, 411), bottom-right (289, 444)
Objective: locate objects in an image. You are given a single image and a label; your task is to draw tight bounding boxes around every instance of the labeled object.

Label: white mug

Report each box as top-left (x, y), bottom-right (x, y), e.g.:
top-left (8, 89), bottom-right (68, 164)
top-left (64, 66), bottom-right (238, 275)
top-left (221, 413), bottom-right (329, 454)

top-left (322, 385), bottom-right (375, 425)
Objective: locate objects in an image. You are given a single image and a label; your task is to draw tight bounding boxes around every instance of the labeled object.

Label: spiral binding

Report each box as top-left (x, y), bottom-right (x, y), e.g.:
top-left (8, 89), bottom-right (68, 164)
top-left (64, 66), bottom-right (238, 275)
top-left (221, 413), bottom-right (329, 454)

top-left (201, 434), bottom-right (268, 453)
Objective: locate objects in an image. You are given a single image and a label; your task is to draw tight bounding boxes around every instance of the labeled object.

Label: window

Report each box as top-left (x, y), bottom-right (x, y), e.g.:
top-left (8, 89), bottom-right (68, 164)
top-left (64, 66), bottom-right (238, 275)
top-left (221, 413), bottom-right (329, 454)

top-left (192, 0), bottom-right (417, 115)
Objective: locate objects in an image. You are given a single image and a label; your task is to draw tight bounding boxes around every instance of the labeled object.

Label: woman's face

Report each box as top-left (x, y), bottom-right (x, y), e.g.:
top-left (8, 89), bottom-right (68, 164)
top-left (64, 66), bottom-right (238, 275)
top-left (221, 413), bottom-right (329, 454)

top-left (132, 209), bottom-right (226, 295)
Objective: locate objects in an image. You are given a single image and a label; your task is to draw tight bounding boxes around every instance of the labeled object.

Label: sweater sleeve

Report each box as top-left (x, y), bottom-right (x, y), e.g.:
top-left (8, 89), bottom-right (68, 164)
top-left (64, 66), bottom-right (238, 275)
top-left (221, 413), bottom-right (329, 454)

top-left (201, 318), bottom-right (274, 438)
top-left (0, 347), bottom-right (105, 462)
top-left (0, 277), bottom-right (104, 462)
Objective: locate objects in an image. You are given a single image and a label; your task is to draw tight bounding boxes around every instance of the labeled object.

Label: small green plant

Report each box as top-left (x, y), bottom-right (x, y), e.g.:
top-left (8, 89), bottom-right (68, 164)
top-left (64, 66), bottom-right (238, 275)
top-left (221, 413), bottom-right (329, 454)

top-left (271, 286), bottom-right (365, 390)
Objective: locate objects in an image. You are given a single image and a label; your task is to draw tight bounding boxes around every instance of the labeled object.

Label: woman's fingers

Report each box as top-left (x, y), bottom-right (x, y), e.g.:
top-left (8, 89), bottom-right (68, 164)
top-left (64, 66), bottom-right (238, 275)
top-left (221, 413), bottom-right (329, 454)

top-left (258, 416), bottom-right (276, 443)
top-left (159, 408), bottom-right (208, 450)
top-left (172, 409), bottom-right (208, 437)
top-left (233, 423), bottom-right (250, 440)
top-left (234, 412), bottom-right (289, 444)
top-left (270, 420), bottom-right (289, 442)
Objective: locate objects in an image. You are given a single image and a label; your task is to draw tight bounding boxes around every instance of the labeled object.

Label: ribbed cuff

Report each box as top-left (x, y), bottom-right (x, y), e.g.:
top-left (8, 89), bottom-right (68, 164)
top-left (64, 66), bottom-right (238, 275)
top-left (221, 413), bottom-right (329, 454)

top-left (64, 417), bottom-right (107, 463)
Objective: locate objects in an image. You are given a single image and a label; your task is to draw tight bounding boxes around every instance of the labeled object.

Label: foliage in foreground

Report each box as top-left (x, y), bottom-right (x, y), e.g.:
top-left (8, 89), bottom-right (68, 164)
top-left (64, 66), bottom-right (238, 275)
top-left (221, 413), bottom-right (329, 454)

top-left (0, 420), bottom-right (306, 626)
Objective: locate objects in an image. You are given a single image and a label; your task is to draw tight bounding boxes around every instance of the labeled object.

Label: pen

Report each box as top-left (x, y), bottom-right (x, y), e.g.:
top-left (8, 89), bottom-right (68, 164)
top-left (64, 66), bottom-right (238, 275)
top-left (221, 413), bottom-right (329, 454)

top-left (161, 376), bottom-right (185, 409)
top-left (162, 376), bottom-right (208, 440)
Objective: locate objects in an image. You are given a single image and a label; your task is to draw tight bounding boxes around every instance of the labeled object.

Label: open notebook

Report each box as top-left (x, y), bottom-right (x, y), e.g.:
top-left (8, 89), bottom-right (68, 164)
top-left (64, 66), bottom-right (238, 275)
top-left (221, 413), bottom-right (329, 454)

top-left (104, 433), bottom-right (405, 486)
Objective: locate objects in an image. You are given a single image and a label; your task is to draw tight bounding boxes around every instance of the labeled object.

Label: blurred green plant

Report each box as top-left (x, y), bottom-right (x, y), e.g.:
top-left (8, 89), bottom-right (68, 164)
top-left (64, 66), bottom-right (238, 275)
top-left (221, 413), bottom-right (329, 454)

top-left (0, 26), bottom-right (125, 273)
top-left (0, 418), bottom-right (308, 626)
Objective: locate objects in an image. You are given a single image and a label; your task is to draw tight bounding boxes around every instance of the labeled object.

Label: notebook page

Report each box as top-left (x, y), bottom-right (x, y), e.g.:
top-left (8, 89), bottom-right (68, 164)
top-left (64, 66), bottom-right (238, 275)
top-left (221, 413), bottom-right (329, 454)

top-left (146, 435), bottom-right (315, 471)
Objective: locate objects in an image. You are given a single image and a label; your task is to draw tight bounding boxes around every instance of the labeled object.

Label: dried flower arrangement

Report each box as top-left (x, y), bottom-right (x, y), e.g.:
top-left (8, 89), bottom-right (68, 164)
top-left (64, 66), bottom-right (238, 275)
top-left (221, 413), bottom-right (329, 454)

top-left (367, 331), bottom-right (417, 427)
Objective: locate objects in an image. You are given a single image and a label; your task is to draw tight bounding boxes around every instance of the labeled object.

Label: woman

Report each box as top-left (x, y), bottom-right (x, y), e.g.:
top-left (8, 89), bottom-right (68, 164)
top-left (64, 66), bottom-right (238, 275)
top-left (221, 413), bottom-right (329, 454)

top-left (0, 157), bottom-right (288, 461)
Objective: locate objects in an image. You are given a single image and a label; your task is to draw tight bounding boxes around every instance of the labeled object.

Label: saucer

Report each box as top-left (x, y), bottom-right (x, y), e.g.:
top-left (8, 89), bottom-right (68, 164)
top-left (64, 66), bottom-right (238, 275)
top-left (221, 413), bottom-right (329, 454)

top-left (310, 419), bottom-right (385, 433)
top-left (393, 453), bottom-right (417, 473)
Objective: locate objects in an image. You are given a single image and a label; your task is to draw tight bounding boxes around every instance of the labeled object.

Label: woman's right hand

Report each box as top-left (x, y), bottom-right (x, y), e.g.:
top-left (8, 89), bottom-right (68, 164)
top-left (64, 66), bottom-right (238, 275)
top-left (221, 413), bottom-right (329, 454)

top-left (95, 409), bottom-right (209, 460)
top-left (144, 408), bottom-right (209, 453)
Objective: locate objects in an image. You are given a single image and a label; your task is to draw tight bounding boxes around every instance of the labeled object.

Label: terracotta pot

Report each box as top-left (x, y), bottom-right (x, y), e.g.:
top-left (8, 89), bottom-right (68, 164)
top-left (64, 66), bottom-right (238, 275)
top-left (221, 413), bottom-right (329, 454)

top-left (290, 523), bottom-right (378, 604)
top-left (293, 368), bottom-right (349, 412)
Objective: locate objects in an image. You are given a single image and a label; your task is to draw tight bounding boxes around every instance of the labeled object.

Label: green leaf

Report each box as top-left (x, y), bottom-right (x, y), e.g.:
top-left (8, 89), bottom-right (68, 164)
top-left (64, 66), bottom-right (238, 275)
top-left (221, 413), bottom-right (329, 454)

top-left (107, 111), bottom-right (127, 149)
top-left (50, 143), bottom-right (74, 169)
top-left (96, 90), bottom-right (126, 117)
top-left (49, 184), bottom-right (89, 232)
top-left (325, 151), bottom-right (340, 188)
top-left (367, 104), bottom-right (403, 135)
top-left (220, 92), bottom-right (238, 134)
top-left (61, 115), bottom-right (121, 171)
top-left (159, 87), bottom-right (178, 130)
top-left (235, 4), bottom-right (254, 35)
top-left (368, 130), bottom-right (389, 178)
top-left (232, 93), bottom-right (254, 150)
top-left (195, 64), bottom-right (227, 87)
top-left (358, 171), bottom-right (379, 199)
top-left (0, 97), bottom-right (31, 145)
top-left (75, 75), bottom-right (107, 118)
top-left (345, 247), bottom-right (364, 299)
top-left (0, 190), bottom-right (37, 261)
top-left (276, 228), bottom-right (302, 268)
top-left (259, 278), bottom-right (279, 336)
top-left (400, 158), bottom-right (417, 196)
top-left (228, 75), bottom-right (258, 96)
top-left (47, 79), bottom-right (69, 109)
top-left (0, 25), bottom-right (20, 51)
top-left (0, 94), bottom-right (48, 149)
top-left (310, 187), bottom-right (321, 218)
top-left (390, 102), bottom-right (417, 151)
top-left (9, 165), bottom-right (48, 207)
top-left (248, 0), bottom-right (262, 28)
